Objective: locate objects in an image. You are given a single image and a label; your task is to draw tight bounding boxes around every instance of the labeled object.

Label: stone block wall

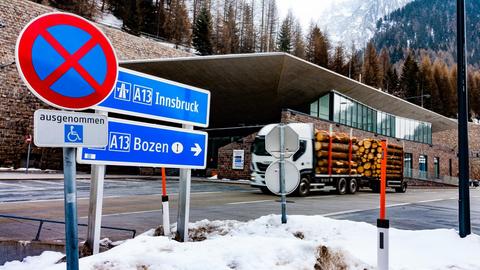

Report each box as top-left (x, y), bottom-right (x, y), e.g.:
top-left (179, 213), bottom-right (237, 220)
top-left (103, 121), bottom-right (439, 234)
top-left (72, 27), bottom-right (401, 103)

top-left (0, 0), bottom-right (191, 169)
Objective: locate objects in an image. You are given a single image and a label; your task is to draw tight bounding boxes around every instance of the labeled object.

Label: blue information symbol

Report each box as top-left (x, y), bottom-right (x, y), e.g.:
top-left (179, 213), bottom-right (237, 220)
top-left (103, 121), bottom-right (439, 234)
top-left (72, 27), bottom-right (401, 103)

top-left (64, 125), bottom-right (83, 143)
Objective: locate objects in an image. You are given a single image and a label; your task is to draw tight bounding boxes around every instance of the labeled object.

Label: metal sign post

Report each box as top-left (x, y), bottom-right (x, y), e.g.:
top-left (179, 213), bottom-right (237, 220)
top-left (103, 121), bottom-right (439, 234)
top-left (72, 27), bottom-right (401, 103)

top-left (456, 0), bottom-right (471, 238)
top-left (265, 123), bottom-right (300, 224)
top-left (25, 135), bottom-right (32, 174)
top-left (63, 147), bottom-right (79, 270)
top-left (377, 140), bottom-right (389, 270)
top-left (279, 124), bottom-right (287, 224)
top-left (177, 125), bottom-right (193, 241)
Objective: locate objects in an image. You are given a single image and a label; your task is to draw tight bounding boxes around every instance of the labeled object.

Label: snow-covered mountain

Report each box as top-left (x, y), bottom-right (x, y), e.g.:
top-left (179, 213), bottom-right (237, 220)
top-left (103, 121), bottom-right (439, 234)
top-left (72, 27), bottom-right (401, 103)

top-left (282, 0), bottom-right (414, 48)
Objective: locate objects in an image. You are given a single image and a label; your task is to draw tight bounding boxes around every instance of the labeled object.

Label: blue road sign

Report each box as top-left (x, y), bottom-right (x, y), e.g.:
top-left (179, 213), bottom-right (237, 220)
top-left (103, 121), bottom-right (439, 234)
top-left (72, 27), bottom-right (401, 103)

top-left (94, 68), bottom-right (211, 127)
top-left (77, 118), bottom-right (208, 169)
top-left (64, 125), bottom-right (83, 143)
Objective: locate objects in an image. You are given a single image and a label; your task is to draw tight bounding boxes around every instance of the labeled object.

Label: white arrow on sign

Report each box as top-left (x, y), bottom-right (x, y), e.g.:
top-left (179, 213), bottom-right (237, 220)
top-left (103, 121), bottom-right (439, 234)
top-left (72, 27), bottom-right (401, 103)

top-left (191, 143), bottom-right (202, 156)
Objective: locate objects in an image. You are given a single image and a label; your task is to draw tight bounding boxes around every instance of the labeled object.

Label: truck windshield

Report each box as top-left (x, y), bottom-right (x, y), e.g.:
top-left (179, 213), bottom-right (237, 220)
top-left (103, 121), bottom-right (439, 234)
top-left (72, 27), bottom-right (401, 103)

top-left (251, 137), bottom-right (270, 156)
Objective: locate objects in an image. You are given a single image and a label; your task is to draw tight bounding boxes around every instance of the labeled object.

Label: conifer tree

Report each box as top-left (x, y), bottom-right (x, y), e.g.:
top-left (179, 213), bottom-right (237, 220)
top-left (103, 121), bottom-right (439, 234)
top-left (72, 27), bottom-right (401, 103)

top-left (277, 12), bottom-right (293, 53)
top-left (193, 6), bottom-right (214, 55)
top-left (331, 44), bottom-right (347, 76)
top-left (419, 55), bottom-right (434, 109)
top-left (362, 42), bottom-right (381, 87)
top-left (164, 0), bottom-right (191, 45)
top-left (292, 20), bottom-right (305, 59)
top-left (346, 43), bottom-right (361, 81)
top-left (432, 59), bottom-right (451, 116)
top-left (220, 3), bottom-right (239, 54)
top-left (379, 47), bottom-right (391, 91)
top-left (240, 2), bottom-right (255, 53)
top-left (306, 24), bottom-right (329, 68)
top-left (399, 51), bottom-right (420, 100)
top-left (49, 0), bottom-right (95, 19)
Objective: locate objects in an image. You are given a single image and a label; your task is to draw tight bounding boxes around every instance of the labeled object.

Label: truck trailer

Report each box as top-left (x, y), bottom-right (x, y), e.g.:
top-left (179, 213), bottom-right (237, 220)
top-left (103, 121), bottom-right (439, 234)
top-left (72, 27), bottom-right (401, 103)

top-left (250, 123), bottom-right (407, 196)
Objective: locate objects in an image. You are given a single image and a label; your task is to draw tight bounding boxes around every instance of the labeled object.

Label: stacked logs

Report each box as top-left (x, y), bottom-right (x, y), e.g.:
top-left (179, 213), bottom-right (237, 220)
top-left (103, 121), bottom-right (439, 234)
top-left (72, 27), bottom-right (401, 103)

top-left (355, 139), bottom-right (403, 179)
top-left (314, 130), bottom-right (359, 175)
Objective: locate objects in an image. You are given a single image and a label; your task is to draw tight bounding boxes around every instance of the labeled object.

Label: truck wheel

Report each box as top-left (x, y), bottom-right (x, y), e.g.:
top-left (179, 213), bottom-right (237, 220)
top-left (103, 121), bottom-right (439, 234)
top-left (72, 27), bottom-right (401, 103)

top-left (296, 176), bottom-right (310, 197)
top-left (347, 178), bottom-right (357, 194)
top-left (337, 178), bottom-right (347, 195)
top-left (395, 182), bottom-right (407, 193)
top-left (371, 182), bottom-right (380, 193)
top-left (260, 186), bottom-right (272, 195)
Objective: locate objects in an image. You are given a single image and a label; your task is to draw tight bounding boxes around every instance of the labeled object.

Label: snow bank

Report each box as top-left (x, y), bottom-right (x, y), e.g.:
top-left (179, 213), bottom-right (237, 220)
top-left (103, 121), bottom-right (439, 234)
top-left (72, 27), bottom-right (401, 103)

top-left (2, 215), bottom-right (480, 270)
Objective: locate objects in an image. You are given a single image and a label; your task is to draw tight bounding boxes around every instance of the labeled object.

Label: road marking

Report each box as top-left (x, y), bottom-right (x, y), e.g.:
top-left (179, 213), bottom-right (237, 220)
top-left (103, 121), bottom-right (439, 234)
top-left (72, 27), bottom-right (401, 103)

top-left (323, 198), bottom-right (457, 217)
top-left (305, 195), bottom-right (338, 199)
top-left (0, 182), bottom-right (33, 188)
top-left (227, 199), bottom-right (273, 205)
top-left (0, 195), bottom-right (124, 204)
top-left (417, 199), bottom-right (445, 203)
top-left (323, 209), bottom-right (368, 217)
top-left (32, 180), bottom-right (64, 186)
top-left (80, 209), bottom-right (162, 219)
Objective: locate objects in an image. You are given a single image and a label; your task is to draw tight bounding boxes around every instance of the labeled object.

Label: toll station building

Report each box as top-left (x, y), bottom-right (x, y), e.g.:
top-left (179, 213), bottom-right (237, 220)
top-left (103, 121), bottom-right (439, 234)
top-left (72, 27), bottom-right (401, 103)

top-left (120, 53), bottom-right (480, 185)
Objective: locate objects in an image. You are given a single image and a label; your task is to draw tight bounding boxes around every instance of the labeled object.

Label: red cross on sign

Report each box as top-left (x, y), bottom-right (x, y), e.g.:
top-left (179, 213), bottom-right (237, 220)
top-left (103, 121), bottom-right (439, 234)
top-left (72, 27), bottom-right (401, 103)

top-left (16, 12), bottom-right (118, 110)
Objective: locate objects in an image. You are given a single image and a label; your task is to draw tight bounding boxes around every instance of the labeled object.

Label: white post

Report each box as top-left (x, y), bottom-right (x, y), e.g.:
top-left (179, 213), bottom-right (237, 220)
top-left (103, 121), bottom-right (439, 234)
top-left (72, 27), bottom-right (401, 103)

top-left (162, 197), bottom-right (170, 236)
top-left (87, 164), bottom-right (105, 254)
top-left (86, 110), bottom-right (107, 254)
top-left (377, 219), bottom-right (390, 270)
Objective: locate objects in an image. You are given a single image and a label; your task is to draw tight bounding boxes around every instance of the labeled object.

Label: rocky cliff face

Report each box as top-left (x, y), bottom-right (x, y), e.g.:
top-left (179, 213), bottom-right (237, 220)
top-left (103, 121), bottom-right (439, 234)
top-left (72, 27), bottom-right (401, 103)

top-left (0, 0), bottom-right (191, 169)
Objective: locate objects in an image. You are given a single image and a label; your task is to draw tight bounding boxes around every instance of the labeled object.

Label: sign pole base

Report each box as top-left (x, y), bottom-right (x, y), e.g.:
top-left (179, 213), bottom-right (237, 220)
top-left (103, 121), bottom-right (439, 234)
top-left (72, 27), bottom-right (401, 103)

top-left (377, 218), bottom-right (389, 270)
top-left (63, 147), bottom-right (79, 270)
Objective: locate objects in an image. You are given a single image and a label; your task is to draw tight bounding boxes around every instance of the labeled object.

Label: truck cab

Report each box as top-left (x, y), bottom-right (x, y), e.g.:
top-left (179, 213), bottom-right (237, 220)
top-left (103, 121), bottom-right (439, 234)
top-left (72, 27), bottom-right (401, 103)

top-left (250, 123), bottom-right (315, 195)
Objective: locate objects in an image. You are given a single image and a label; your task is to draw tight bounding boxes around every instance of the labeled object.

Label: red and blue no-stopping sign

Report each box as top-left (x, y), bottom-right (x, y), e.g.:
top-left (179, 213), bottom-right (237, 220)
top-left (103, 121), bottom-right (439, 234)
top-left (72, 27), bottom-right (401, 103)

top-left (16, 12), bottom-right (118, 110)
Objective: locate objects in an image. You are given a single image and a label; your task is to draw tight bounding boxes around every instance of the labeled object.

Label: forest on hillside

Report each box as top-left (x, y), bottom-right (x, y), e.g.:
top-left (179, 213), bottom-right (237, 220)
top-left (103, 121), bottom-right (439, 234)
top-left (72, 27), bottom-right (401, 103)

top-left (32, 0), bottom-right (480, 120)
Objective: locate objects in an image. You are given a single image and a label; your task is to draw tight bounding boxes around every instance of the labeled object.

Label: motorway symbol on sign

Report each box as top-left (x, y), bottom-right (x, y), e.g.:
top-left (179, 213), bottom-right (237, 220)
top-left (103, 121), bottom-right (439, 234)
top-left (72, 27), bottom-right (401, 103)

top-left (264, 160), bottom-right (300, 195)
top-left (77, 118), bottom-right (208, 169)
top-left (95, 68), bottom-right (210, 127)
top-left (16, 12), bottom-right (118, 110)
top-left (34, 109), bottom-right (108, 147)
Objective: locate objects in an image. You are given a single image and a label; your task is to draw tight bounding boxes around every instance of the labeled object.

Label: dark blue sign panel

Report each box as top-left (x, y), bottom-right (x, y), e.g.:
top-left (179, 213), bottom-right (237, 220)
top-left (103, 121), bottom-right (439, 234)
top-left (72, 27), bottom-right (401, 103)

top-left (77, 118), bottom-right (208, 169)
top-left (95, 68), bottom-right (210, 127)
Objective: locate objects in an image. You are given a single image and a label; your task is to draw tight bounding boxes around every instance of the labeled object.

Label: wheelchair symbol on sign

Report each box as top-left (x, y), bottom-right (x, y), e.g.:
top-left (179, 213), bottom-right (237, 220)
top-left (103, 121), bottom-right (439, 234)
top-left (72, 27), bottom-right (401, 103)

top-left (64, 125), bottom-right (83, 143)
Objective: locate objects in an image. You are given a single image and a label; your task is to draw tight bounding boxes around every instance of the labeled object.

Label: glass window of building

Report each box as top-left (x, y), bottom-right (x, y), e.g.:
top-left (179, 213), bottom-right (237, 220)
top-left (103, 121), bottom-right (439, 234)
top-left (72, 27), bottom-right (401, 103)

top-left (419, 155), bottom-right (428, 179)
top-left (404, 153), bottom-right (413, 178)
top-left (310, 100), bottom-right (319, 117)
top-left (362, 105), bottom-right (368, 130)
top-left (319, 94), bottom-right (330, 120)
top-left (333, 93), bottom-right (340, 122)
top-left (434, 157), bottom-right (440, 178)
top-left (346, 99), bottom-right (352, 126)
top-left (309, 91), bottom-right (433, 144)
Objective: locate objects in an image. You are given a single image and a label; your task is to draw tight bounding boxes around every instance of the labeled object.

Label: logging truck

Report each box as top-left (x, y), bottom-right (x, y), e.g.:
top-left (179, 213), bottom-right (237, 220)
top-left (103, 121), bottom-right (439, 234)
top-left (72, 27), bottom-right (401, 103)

top-left (250, 123), bottom-right (408, 196)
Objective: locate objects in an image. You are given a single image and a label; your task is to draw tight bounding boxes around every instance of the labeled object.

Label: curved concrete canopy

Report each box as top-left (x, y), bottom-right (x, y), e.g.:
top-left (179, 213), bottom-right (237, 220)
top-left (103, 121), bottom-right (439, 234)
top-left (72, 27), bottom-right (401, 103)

top-left (120, 52), bottom-right (457, 132)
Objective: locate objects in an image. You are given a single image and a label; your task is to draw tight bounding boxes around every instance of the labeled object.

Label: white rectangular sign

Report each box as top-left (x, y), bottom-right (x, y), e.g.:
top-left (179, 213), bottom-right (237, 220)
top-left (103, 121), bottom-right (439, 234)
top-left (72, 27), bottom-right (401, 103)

top-left (232, 150), bottom-right (245, 170)
top-left (34, 109), bottom-right (108, 147)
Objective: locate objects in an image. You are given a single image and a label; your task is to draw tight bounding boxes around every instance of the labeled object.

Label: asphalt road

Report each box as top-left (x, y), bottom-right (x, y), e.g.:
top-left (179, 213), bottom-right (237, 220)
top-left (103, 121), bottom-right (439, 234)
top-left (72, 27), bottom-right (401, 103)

top-left (0, 178), bottom-right (479, 242)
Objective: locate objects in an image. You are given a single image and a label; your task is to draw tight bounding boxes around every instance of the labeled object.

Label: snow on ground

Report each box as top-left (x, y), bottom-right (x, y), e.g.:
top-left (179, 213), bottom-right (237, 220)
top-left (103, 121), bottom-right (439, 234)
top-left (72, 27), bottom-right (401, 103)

top-left (2, 215), bottom-right (480, 270)
top-left (96, 11), bottom-right (123, 29)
